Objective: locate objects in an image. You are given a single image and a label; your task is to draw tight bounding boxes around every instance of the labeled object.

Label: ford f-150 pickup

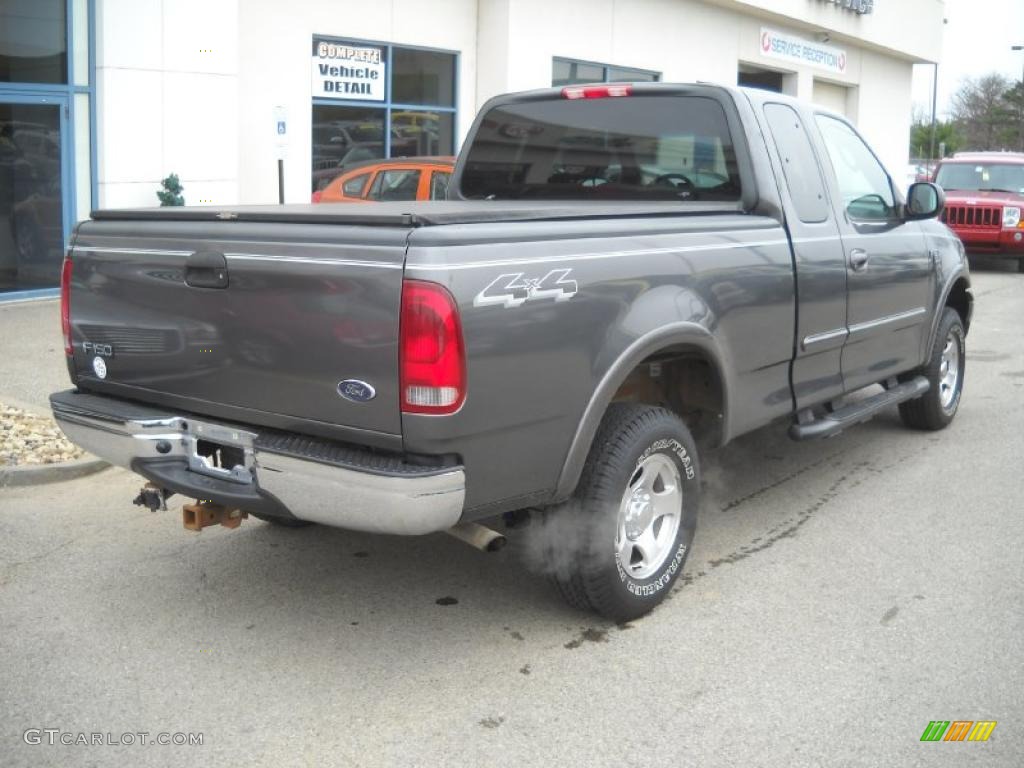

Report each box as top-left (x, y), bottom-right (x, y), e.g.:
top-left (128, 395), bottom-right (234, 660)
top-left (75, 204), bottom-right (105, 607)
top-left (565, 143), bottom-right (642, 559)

top-left (51, 83), bottom-right (972, 621)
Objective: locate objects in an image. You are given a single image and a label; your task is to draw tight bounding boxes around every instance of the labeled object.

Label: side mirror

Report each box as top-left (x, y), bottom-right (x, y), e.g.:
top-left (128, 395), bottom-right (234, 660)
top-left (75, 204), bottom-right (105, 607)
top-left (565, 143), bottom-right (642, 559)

top-left (906, 182), bottom-right (945, 221)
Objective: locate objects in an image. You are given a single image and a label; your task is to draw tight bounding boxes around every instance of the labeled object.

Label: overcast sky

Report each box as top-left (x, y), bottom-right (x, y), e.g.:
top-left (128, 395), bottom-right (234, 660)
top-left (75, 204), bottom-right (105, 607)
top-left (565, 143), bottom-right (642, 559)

top-left (910, 0), bottom-right (1024, 120)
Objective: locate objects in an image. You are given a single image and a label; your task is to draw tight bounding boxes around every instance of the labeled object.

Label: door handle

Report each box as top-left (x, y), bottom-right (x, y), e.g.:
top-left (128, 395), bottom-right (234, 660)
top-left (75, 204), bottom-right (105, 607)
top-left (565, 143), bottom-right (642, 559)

top-left (849, 248), bottom-right (870, 271)
top-left (185, 250), bottom-right (229, 289)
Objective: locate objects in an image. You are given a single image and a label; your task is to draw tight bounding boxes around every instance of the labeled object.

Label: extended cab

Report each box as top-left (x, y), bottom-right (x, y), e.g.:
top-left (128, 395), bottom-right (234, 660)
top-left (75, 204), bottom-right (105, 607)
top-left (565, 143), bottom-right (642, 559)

top-left (51, 84), bottom-right (972, 621)
top-left (934, 151), bottom-right (1024, 272)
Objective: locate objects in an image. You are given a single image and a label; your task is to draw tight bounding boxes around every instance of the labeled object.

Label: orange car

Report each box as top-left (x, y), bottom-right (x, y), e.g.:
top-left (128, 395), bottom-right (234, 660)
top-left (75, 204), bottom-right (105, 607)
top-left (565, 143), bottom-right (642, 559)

top-left (313, 157), bottom-right (455, 203)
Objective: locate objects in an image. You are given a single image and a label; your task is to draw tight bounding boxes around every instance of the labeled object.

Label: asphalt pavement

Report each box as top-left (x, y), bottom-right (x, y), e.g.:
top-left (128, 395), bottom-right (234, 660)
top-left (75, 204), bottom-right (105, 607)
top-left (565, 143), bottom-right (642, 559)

top-left (1, 261), bottom-right (1022, 767)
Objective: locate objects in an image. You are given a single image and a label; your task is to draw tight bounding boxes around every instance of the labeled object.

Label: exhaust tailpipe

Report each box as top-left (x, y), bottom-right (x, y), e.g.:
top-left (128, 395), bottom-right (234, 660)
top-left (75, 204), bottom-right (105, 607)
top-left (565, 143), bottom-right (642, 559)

top-left (446, 522), bottom-right (506, 552)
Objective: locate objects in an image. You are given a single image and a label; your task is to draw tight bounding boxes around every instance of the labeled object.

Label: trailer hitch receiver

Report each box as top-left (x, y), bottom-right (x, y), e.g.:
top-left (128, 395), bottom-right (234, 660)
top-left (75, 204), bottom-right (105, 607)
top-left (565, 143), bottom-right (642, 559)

top-left (182, 501), bottom-right (248, 531)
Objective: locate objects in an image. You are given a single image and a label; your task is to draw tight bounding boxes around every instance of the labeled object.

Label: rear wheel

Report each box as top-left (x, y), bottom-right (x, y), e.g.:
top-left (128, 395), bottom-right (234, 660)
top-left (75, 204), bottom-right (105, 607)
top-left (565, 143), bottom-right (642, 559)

top-left (545, 404), bottom-right (699, 622)
top-left (899, 307), bottom-right (965, 430)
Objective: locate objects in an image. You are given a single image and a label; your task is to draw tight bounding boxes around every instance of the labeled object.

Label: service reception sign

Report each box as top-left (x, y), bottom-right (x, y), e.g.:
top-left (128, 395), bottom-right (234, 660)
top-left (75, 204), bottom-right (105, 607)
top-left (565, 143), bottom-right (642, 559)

top-left (312, 37), bottom-right (386, 101)
top-left (760, 28), bottom-right (847, 75)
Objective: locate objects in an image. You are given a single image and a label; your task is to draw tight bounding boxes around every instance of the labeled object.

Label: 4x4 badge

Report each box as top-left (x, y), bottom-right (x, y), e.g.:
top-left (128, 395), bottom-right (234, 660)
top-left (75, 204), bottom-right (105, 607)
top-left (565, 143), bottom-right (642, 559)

top-left (474, 268), bottom-right (578, 309)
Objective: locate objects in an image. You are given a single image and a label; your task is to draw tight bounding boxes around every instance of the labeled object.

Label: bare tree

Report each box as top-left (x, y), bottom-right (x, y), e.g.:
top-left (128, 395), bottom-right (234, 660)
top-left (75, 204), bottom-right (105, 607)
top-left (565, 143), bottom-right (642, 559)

top-left (949, 74), bottom-right (1015, 151)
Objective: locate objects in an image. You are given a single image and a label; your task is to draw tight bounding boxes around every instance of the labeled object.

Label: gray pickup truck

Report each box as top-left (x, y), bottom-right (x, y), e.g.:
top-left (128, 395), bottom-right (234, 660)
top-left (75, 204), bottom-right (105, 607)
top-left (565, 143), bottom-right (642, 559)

top-left (51, 83), bottom-right (972, 621)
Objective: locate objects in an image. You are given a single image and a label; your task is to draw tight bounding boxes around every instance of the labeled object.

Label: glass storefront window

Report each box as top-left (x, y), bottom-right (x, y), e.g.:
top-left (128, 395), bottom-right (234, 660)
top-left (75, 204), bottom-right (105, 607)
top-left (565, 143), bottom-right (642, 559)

top-left (311, 38), bottom-right (457, 194)
top-left (0, 102), bottom-right (65, 291)
top-left (553, 57), bottom-right (660, 87)
top-left (552, 59), bottom-right (604, 87)
top-left (311, 105), bottom-right (385, 193)
top-left (391, 110), bottom-right (454, 157)
top-left (0, 0), bottom-right (68, 84)
top-left (392, 48), bottom-right (455, 107)
top-left (608, 66), bottom-right (659, 83)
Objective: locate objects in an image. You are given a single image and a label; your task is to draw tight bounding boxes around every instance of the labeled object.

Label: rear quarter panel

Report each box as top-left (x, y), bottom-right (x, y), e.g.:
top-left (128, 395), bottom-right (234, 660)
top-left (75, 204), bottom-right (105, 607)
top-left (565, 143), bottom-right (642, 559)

top-left (403, 214), bottom-right (795, 518)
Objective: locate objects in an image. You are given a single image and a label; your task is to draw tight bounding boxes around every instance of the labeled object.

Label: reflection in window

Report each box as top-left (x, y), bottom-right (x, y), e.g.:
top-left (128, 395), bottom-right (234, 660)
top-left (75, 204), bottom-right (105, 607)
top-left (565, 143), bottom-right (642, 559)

top-left (368, 169), bottom-right (421, 201)
top-left (342, 172), bottom-right (370, 197)
top-left (431, 171), bottom-right (451, 200)
top-left (461, 95), bottom-right (740, 202)
top-left (0, 0), bottom-right (67, 84)
top-left (0, 102), bottom-right (65, 290)
top-left (391, 110), bottom-right (454, 157)
top-left (311, 105), bottom-right (385, 192)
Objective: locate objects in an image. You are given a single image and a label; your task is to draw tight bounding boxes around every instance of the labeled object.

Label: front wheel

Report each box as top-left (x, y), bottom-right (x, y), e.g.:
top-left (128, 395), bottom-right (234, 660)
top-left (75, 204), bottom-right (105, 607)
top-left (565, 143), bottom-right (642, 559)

top-left (545, 404), bottom-right (699, 622)
top-left (899, 307), bottom-right (965, 430)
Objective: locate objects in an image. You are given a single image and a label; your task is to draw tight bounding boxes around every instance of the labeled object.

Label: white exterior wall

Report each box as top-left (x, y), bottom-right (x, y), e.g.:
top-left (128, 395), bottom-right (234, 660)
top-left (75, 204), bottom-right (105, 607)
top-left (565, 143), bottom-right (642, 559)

top-left (95, 0), bottom-right (239, 209)
top-left (92, 0), bottom-right (940, 208)
top-left (488, 0), bottom-right (922, 178)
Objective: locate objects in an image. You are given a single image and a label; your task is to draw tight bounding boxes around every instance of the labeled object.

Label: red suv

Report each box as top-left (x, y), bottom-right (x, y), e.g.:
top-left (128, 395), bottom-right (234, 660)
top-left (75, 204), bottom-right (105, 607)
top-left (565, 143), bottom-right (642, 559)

top-left (934, 152), bottom-right (1024, 272)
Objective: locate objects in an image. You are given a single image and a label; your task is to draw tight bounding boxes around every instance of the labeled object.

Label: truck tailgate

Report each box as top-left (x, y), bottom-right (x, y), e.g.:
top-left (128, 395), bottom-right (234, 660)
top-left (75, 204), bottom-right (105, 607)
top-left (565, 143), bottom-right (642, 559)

top-left (68, 218), bottom-right (409, 445)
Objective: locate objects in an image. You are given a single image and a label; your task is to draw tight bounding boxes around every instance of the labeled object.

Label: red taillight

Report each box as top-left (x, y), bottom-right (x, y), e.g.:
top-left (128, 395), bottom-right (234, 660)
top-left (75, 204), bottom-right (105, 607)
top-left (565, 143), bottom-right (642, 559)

top-left (561, 84), bottom-right (633, 100)
top-left (60, 254), bottom-right (72, 355)
top-left (311, 190), bottom-right (322, 203)
top-left (400, 279), bottom-right (465, 415)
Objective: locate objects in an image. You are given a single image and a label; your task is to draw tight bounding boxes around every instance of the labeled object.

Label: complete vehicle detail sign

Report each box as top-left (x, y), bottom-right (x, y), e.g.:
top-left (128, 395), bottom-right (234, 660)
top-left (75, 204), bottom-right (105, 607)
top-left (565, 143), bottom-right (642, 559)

top-left (311, 37), bottom-right (385, 101)
top-left (760, 28), bottom-right (847, 75)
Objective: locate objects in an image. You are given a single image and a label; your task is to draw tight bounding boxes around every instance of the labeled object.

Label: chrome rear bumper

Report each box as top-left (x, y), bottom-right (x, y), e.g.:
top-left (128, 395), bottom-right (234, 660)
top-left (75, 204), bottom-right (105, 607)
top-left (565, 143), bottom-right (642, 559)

top-left (51, 390), bottom-right (465, 535)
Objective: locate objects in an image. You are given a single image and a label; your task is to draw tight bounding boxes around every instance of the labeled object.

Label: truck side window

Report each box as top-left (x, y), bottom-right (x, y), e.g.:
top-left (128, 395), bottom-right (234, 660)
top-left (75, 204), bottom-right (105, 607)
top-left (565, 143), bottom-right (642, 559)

top-left (764, 104), bottom-right (829, 224)
top-left (815, 115), bottom-right (896, 222)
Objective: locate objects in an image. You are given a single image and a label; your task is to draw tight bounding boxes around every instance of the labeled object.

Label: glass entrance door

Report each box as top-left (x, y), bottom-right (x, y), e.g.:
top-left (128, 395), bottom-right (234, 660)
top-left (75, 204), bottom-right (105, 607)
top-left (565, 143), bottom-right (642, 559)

top-left (0, 100), bottom-right (67, 292)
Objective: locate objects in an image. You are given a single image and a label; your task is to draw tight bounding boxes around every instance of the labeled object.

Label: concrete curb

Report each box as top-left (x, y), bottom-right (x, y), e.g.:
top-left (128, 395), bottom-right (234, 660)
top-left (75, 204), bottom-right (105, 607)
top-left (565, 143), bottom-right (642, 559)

top-left (0, 456), bottom-right (110, 488)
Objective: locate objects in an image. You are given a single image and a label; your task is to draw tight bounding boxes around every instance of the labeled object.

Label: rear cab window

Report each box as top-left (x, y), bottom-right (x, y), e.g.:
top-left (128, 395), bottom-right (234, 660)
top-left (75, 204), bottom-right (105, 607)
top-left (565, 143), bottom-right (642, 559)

top-left (459, 93), bottom-right (743, 202)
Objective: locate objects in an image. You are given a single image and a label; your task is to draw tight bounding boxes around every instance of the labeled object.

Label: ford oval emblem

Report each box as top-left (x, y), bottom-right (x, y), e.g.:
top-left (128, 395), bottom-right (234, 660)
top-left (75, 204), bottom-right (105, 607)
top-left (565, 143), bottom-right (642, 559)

top-left (337, 379), bottom-right (376, 403)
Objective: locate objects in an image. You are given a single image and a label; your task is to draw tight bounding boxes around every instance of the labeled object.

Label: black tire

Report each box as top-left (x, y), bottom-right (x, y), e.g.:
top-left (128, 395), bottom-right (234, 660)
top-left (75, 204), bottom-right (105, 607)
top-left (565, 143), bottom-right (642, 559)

top-left (545, 404), bottom-right (699, 622)
top-left (1018, 257), bottom-right (1024, 274)
top-left (249, 512), bottom-right (312, 528)
top-left (899, 307), bottom-right (965, 430)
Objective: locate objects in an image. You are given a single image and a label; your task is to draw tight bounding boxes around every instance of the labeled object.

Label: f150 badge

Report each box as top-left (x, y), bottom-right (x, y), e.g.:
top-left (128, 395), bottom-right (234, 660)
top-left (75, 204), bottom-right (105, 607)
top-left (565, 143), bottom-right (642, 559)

top-left (473, 268), bottom-right (578, 309)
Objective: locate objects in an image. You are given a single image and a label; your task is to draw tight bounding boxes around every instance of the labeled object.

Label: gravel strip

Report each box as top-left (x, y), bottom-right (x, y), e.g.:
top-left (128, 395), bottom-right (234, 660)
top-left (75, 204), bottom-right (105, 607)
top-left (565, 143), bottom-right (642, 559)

top-left (1, 403), bottom-right (85, 466)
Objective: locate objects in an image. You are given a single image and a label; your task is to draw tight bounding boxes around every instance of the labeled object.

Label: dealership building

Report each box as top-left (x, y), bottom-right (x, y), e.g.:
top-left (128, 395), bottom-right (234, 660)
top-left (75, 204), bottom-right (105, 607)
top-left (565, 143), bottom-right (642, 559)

top-left (0, 0), bottom-right (944, 298)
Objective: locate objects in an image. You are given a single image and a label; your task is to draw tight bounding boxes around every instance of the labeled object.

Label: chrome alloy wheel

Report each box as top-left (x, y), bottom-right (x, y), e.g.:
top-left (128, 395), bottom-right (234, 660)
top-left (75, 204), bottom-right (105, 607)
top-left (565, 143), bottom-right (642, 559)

top-left (938, 331), bottom-right (960, 410)
top-left (615, 453), bottom-right (683, 580)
